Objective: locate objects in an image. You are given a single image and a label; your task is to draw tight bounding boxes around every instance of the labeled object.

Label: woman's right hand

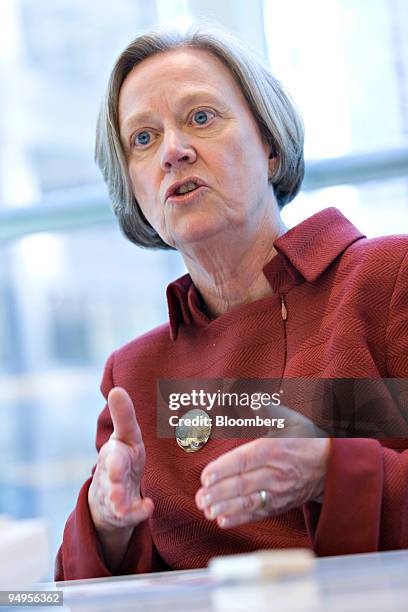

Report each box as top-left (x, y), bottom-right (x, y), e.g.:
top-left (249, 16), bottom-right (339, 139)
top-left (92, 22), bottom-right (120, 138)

top-left (88, 387), bottom-right (154, 568)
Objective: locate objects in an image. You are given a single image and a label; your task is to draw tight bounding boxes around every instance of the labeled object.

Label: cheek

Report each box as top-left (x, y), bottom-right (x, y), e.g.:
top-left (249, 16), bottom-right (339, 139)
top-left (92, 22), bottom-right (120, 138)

top-left (128, 165), bottom-right (147, 201)
top-left (216, 138), bottom-right (267, 192)
top-left (212, 143), bottom-right (245, 186)
top-left (128, 166), bottom-right (157, 222)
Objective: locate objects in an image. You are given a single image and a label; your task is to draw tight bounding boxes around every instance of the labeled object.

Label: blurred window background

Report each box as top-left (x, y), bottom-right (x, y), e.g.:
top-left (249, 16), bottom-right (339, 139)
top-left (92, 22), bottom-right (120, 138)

top-left (0, 0), bottom-right (407, 578)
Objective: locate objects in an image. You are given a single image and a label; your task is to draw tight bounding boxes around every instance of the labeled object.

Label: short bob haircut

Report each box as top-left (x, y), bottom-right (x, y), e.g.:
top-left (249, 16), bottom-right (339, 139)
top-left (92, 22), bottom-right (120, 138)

top-left (95, 25), bottom-right (304, 250)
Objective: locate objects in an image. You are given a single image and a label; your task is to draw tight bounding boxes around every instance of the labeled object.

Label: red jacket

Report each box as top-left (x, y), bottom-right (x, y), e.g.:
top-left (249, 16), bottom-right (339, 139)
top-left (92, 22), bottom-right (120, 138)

top-left (56, 208), bottom-right (408, 580)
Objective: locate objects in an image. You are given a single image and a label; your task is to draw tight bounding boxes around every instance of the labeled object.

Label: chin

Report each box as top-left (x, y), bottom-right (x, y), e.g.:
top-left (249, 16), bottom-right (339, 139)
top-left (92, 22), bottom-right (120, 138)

top-left (170, 218), bottom-right (225, 248)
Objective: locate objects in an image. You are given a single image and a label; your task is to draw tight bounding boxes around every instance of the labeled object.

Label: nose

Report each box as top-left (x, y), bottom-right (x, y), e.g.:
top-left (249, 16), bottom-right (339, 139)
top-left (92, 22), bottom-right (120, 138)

top-left (160, 129), bottom-right (197, 171)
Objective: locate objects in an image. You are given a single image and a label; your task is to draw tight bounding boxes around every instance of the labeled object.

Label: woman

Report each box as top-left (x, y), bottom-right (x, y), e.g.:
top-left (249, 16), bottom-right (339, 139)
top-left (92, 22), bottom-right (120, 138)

top-left (56, 26), bottom-right (408, 580)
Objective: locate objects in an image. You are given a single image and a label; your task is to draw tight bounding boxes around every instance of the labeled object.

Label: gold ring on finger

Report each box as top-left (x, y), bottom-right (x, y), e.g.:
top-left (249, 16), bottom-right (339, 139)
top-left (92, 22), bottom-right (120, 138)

top-left (259, 489), bottom-right (267, 510)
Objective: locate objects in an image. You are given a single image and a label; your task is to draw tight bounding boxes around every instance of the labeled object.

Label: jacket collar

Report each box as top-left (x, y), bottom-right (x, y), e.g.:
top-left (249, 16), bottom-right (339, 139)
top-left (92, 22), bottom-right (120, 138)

top-left (166, 207), bottom-right (365, 340)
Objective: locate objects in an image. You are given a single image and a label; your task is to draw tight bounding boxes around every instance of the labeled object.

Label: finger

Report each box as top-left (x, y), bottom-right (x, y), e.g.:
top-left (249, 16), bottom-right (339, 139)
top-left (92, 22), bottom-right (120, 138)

top-left (216, 510), bottom-right (258, 529)
top-left (114, 497), bottom-right (154, 524)
top-left (201, 439), bottom-right (271, 487)
top-left (196, 467), bottom-right (272, 509)
top-left (131, 497), bottom-right (154, 518)
top-left (108, 387), bottom-right (143, 446)
top-left (105, 443), bottom-right (133, 482)
top-left (203, 491), bottom-right (267, 522)
top-left (108, 481), bottom-right (127, 508)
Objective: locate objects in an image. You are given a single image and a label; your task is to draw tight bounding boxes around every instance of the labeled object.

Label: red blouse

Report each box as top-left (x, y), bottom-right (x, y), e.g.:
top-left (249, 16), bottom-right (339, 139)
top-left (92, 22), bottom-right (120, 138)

top-left (55, 208), bottom-right (408, 580)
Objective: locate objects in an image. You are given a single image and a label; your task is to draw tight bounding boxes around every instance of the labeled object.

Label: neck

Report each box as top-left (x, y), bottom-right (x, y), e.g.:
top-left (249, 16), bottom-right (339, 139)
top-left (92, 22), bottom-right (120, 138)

top-left (180, 211), bottom-right (286, 318)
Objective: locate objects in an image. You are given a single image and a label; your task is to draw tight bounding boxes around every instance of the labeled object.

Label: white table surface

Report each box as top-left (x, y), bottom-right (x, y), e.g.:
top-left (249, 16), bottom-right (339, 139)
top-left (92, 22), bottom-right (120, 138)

top-left (40, 549), bottom-right (408, 612)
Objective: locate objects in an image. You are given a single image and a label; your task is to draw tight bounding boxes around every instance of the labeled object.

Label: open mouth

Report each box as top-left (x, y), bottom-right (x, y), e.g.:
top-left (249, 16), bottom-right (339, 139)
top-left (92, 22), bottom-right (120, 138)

top-left (166, 179), bottom-right (207, 203)
top-left (174, 181), bottom-right (200, 196)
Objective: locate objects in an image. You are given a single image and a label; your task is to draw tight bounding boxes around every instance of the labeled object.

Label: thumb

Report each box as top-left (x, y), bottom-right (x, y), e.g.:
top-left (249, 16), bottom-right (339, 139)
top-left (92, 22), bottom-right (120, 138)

top-left (108, 387), bottom-right (143, 446)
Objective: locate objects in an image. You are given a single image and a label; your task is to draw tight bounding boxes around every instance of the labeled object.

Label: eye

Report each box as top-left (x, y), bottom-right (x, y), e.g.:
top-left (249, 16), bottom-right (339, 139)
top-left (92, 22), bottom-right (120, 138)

top-left (133, 130), bottom-right (152, 147)
top-left (191, 109), bottom-right (215, 126)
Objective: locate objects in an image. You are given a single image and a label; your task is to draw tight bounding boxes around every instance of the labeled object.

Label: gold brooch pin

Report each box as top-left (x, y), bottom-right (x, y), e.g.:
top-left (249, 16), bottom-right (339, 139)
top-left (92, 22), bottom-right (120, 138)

top-left (175, 408), bottom-right (212, 452)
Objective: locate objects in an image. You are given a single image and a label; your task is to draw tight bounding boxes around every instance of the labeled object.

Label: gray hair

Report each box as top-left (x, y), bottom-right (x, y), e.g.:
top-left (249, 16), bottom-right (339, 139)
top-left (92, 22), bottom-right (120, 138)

top-left (95, 25), bottom-right (305, 249)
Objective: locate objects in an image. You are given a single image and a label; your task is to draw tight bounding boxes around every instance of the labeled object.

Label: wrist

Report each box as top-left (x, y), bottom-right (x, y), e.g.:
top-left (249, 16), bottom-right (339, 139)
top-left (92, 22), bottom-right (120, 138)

top-left (311, 438), bottom-right (331, 503)
top-left (96, 524), bottom-right (135, 574)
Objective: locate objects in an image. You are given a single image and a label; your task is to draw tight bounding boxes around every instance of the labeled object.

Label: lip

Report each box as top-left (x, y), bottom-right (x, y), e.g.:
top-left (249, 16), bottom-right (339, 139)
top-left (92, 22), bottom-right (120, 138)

top-left (165, 177), bottom-right (208, 202)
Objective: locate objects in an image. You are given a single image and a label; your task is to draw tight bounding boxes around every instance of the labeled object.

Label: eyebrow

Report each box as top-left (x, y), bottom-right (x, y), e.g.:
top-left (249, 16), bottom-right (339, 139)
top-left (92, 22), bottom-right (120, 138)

top-left (120, 90), bottom-right (226, 137)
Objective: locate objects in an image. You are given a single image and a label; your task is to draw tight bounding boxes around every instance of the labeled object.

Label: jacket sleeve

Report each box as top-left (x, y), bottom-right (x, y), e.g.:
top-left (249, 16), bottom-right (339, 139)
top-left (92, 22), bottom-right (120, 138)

top-left (304, 249), bottom-right (408, 555)
top-left (55, 352), bottom-right (167, 580)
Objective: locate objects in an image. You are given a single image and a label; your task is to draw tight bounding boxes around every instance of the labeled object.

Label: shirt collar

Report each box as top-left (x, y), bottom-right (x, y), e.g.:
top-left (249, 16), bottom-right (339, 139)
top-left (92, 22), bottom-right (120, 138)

top-left (166, 207), bottom-right (365, 340)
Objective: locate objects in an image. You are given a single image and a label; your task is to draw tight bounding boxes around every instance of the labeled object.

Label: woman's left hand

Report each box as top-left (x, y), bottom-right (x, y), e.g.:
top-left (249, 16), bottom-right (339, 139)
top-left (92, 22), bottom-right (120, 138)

top-left (195, 438), bottom-right (330, 528)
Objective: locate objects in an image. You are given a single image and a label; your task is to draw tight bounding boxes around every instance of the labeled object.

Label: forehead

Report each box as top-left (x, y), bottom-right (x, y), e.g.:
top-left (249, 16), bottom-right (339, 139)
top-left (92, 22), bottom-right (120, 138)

top-left (118, 47), bottom-right (246, 124)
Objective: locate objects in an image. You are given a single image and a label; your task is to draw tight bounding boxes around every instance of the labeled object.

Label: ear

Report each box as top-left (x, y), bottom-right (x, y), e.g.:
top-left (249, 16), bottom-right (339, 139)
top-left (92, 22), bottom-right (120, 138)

top-left (268, 151), bottom-right (277, 180)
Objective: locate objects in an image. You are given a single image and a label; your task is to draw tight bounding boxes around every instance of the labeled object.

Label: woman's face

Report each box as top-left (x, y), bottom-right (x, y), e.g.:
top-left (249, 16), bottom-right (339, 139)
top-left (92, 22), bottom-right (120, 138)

top-left (118, 48), bottom-right (276, 250)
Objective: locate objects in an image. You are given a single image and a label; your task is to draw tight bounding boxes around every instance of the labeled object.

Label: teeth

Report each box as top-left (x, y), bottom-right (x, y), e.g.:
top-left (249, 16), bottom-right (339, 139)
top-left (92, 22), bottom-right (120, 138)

top-left (175, 181), bottom-right (199, 195)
